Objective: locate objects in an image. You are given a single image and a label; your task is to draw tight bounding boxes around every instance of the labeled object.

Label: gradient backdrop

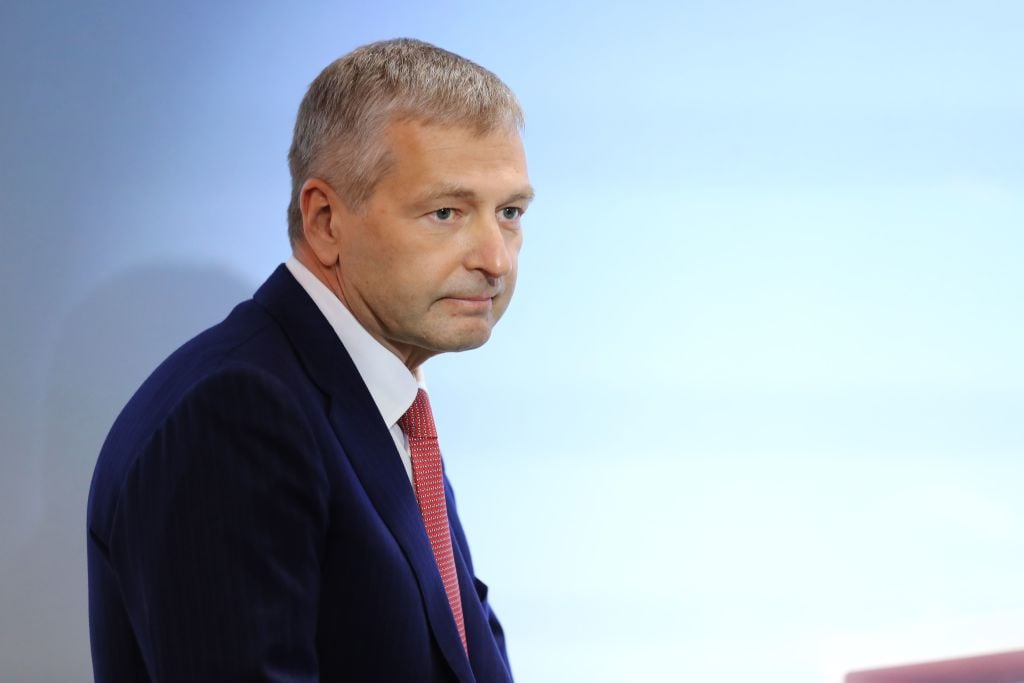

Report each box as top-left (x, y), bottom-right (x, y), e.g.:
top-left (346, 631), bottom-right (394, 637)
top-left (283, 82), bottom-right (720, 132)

top-left (2, 1), bottom-right (1022, 681)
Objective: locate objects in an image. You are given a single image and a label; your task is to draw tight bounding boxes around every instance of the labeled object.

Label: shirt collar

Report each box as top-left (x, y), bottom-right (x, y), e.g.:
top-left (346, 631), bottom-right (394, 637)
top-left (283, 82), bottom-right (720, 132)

top-left (285, 257), bottom-right (421, 428)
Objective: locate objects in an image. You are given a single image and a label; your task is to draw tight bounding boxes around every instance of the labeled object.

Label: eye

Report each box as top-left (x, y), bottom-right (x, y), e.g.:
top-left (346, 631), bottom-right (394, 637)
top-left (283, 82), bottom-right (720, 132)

top-left (500, 207), bottom-right (523, 220)
top-left (433, 207), bottom-right (455, 220)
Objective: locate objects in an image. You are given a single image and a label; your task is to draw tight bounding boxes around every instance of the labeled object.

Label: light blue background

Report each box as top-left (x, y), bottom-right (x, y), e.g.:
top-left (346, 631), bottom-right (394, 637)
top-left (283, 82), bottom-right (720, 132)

top-left (1, 1), bottom-right (1022, 680)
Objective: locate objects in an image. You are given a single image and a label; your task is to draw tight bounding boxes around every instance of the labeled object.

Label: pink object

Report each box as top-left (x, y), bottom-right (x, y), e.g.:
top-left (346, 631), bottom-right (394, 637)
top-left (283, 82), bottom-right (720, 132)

top-left (400, 389), bottom-right (467, 653)
top-left (846, 649), bottom-right (1024, 682)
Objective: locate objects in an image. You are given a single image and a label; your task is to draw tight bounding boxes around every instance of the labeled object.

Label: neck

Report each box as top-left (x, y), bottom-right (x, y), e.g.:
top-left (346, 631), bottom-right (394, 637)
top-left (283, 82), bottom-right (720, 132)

top-left (293, 242), bottom-right (344, 304)
top-left (291, 242), bottom-right (431, 373)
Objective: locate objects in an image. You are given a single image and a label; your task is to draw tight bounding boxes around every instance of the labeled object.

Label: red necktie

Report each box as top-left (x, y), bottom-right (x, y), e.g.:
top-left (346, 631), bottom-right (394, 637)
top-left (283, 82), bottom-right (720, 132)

top-left (399, 389), bottom-right (467, 652)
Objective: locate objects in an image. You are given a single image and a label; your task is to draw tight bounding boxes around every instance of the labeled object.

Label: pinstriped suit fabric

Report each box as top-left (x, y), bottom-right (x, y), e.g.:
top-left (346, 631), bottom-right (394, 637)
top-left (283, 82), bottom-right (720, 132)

top-left (87, 266), bottom-right (513, 682)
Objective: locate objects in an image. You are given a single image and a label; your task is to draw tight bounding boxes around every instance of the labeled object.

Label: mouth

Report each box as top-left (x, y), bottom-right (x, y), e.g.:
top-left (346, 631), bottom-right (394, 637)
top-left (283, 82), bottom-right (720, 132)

top-left (441, 293), bottom-right (497, 313)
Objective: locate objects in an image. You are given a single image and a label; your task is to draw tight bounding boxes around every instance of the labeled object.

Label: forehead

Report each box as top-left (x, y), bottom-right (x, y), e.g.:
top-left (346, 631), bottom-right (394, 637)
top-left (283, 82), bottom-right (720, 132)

top-left (380, 119), bottom-right (529, 188)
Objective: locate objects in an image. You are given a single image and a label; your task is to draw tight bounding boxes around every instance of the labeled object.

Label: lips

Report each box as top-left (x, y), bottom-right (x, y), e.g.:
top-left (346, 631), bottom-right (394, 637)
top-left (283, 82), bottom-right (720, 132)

top-left (442, 287), bottom-right (502, 301)
top-left (448, 294), bottom-right (494, 301)
top-left (440, 293), bottom-right (497, 314)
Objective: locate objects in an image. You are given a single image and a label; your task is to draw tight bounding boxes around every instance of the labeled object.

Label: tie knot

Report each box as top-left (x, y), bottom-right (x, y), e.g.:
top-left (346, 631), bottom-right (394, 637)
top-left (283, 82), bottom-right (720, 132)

top-left (399, 388), bottom-right (437, 440)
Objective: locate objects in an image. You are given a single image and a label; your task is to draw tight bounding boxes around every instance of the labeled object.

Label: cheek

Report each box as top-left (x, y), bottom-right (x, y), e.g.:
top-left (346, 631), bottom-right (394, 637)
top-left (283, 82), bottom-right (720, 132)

top-left (508, 237), bottom-right (523, 271)
top-left (506, 246), bottom-right (521, 286)
top-left (391, 263), bottom-right (447, 312)
top-left (508, 230), bottom-right (524, 252)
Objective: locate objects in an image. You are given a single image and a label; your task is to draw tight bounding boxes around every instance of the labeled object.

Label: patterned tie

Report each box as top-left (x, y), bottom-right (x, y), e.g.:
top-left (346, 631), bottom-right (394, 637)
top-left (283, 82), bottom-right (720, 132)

top-left (399, 389), bottom-right (467, 653)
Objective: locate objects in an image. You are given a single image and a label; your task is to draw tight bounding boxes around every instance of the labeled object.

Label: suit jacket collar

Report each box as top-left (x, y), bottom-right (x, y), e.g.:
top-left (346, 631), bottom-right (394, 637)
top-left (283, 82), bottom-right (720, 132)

top-left (253, 265), bottom-right (475, 682)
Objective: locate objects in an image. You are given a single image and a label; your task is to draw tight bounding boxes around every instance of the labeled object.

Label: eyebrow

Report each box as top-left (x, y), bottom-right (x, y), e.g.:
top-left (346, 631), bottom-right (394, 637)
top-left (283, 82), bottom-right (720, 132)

top-left (411, 182), bottom-right (536, 207)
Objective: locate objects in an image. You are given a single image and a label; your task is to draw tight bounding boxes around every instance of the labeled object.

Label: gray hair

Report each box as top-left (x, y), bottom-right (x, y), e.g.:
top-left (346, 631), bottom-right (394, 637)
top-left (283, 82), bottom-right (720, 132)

top-left (286, 38), bottom-right (525, 245)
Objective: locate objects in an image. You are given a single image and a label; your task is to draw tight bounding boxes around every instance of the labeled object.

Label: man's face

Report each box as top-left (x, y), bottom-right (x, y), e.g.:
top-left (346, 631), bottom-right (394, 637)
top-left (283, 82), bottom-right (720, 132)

top-left (334, 120), bottom-right (532, 369)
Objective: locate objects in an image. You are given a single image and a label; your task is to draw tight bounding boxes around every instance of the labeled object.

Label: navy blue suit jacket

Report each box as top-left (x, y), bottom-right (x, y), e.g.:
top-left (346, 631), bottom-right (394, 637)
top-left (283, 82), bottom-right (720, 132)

top-left (87, 265), bottom-right (513, 682)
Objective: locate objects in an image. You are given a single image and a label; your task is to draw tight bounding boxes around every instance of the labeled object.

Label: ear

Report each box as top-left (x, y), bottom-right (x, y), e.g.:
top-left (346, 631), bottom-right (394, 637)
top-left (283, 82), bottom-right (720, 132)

top-left (299, 178), bottom-right (352, 267)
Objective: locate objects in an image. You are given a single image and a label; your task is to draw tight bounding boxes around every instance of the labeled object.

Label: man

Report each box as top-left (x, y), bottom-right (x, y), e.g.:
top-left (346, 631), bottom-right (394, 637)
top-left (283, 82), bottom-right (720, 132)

top-left (87, 38), bottom-right (532, 682)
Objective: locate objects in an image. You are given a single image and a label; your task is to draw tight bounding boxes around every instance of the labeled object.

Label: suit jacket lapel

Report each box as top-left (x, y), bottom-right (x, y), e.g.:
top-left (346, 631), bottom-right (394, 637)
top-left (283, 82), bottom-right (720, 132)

top-left (254, 265), bottom-right (474, 682)
top-left (327, 396), bottom-right (475, 682)
top-left (451, 526), bottom-right (512, 682)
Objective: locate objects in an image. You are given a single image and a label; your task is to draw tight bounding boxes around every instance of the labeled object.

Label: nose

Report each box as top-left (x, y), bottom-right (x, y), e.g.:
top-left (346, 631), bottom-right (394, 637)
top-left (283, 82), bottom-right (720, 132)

top-left (465, 214), bottom-right (514, 279)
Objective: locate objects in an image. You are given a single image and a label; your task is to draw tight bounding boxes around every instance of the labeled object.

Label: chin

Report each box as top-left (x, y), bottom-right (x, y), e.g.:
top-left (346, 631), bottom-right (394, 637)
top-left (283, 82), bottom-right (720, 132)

top-left (437, 327), bottom-right (494, 353)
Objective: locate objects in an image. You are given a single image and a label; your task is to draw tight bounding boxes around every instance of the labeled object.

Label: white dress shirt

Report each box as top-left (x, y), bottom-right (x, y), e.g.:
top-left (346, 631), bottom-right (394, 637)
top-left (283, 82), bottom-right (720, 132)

top-left (285, 257), bottom-right (420, 484)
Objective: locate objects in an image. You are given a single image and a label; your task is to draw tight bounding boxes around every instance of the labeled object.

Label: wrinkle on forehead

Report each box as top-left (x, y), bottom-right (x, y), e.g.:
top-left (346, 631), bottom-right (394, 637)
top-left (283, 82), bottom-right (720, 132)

top-left (410, 181), bottom-right (536, 207)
